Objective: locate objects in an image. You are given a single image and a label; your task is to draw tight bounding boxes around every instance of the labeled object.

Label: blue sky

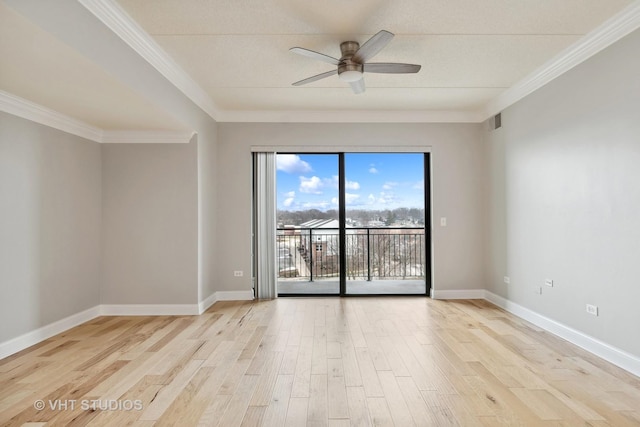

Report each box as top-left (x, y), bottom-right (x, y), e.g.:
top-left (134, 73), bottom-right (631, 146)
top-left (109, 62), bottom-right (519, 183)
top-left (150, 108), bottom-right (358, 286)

top-left (276, 153), bottom-right (424, 211)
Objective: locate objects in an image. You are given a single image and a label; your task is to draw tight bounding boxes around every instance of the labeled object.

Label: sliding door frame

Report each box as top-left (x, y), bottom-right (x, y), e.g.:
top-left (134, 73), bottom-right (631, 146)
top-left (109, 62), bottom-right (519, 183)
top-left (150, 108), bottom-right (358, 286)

top-left (424, 152), bottom-right (432, 297)
top-left (273, 151), bottom-right (432, 298)
top-left (339, 153), bottom-right (347, 295)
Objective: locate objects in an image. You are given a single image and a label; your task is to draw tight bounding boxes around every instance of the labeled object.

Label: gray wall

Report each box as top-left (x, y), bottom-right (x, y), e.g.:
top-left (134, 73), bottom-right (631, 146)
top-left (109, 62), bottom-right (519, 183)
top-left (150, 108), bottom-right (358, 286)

top-left (217, 123), bottom-right (486, 293)
top-left (484, 29), bottom-right (640, 357)
top-left (5, 0), bottom-right (221, 307)
top-left (197, 127), bottom-right (220, 301)
top-left (0, 112), bottom-right (101, 342)
top-left (101, 142), bottom-right (199, 304)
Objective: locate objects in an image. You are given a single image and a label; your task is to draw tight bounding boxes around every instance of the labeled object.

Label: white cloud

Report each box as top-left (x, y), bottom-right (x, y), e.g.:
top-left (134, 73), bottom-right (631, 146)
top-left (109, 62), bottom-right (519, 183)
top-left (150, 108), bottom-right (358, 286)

top-left (367, 191), bottom-right (396, 205)
top-left (299, 175), bottom-right (358, 194)
top-left (331, 193), bottom-right (360, 206)
top-left (369, 167), bottom-right (378, 174)
top-left (346, 180), bottom-right (360, 190)
top-left (345, 193), bottom-right (360, 205)
top-left (324, 175), bottom-right (360, 191)
top-left (378, 191), bottom-right (396, 205)
top-left (299, 176), bottom-right (323, 194)
top-left (302, 201), bottom-right (330, 209)
top-left (412, 180), bottom-right (424, 190)
top-left (331, 194), bottom-right (360, 205)
top-left (325, 175), bottom-right (339, 189)
top-left (277, 154), bottom-right (312, 174)
top-left (281, 191), bottom-right (296, 207)
top-left (382, 181), bottom-right (397, 190)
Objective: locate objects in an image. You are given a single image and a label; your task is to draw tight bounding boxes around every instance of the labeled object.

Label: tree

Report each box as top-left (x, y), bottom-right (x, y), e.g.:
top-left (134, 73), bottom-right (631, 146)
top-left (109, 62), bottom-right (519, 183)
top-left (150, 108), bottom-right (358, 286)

top-left (385, 210), bottom-right (396, 226)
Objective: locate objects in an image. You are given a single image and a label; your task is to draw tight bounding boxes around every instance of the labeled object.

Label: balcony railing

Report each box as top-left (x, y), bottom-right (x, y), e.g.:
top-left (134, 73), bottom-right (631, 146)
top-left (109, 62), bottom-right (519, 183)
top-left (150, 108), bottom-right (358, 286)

top-left (277, 227), bottom-right (426, 281)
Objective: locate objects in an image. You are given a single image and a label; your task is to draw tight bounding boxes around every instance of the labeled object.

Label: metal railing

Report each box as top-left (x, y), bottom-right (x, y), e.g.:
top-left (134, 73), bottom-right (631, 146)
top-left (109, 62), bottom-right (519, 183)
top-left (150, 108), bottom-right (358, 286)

top-left (277, 227), bottom-right (426, 281)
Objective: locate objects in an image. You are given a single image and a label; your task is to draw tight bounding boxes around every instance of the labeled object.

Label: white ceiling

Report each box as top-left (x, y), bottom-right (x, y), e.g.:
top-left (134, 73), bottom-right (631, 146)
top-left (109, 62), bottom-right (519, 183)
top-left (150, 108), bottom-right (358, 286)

top-left (117, 0), bottom-right (632, 112)
top-left (0, 0), bottom-right (637, 132)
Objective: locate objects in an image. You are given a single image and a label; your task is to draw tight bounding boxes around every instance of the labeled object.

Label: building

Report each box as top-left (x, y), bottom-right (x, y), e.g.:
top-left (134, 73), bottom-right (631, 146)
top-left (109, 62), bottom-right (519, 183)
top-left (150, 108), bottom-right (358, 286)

top-left (290, 219), bottom-right (340, 278)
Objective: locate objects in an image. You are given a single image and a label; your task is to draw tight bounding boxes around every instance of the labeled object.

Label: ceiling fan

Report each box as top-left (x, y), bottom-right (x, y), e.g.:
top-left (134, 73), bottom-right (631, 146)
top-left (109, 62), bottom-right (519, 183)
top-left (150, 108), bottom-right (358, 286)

top-left (290, 30), bottom-right (421, 94)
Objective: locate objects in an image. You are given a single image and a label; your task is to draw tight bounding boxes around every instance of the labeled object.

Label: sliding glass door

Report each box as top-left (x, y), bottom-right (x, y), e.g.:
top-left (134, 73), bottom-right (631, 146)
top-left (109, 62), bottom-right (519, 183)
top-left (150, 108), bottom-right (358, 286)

top-left (344, 153), bottom-right (427, 294)
top-left (276, 154), bottom-right (340, 294)
top-left (275, 152), bottom-right (429, 296)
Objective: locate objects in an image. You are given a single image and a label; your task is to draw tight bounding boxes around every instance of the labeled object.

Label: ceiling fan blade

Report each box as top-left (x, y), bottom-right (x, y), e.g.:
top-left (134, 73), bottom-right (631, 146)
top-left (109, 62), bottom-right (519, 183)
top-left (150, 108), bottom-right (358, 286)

top-left (290, 47), bottom-right (341, 65)
top-left (349, 78), bottom-right (365, 94)
top-left (364, 63), bottom-right (421, 74)
top-left (292, 69), bottom-right (338, 86)
top-left (352, 30), bottom-right (394, 63)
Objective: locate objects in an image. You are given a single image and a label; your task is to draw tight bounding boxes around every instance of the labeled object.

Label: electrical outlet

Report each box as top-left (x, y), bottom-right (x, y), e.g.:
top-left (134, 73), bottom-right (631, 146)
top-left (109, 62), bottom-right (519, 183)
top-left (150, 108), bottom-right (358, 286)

top-left (545, 278), bottom-right (554, 287)
top-left (234, 271), bottom-right (243, 277)
top-left (440, 217), bottom-right (447, 227)
top-left (586, 304), bottom-right (598, 316)
top-left (503, 276), bottom-right (510, 284)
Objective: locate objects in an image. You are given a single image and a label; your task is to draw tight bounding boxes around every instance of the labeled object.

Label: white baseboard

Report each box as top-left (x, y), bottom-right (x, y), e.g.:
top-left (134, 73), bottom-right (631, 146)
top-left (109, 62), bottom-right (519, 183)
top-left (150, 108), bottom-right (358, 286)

top-left (0, 290), bottom-right (255, 360)
top-left (99, 304), bottom-right (200, 316)
top-left (484, 290), bottom-right (640, 378)
top-left (215, 290), bottom-right (255, 301)
top-left (197, 290), bottom-right (254, 314)
top-left (430, 288), bottom-right (486, 300)
top-left (102, 291), bottom-right (254, 316)
top-left (198, 292), bottom-right (218, 314)
top-left (0, 305), bottom-right (101, 360)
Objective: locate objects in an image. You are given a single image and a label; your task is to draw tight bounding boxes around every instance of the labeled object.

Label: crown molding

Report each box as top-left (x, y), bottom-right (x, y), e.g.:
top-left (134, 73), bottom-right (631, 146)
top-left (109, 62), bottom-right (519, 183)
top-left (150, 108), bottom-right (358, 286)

top-left (483, 0), bottom-right (640, 120)
top-left (0, 90), bottom-right (103, 142)
top-left (218, 109), bottom-right (485, 123)
top-left (102, 130), bottom-right (196, 144)
top-left (1, 91), bottom-right (195, 144)
top-left (78, 0), bottom-right (222, 121)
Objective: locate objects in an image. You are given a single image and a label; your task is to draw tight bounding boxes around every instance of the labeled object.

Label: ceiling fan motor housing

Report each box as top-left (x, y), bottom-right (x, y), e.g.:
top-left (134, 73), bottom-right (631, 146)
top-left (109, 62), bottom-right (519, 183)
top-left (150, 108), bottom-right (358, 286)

top-left (338, 41), bottom-right (364, 80)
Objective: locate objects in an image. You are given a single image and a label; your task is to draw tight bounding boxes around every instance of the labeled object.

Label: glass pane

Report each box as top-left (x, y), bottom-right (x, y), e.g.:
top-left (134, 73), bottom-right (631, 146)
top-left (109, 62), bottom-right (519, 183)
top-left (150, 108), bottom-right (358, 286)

top-left (344, 153), bottom-right (426, 294)
top-left (276, 154), bottom-right (340, 295)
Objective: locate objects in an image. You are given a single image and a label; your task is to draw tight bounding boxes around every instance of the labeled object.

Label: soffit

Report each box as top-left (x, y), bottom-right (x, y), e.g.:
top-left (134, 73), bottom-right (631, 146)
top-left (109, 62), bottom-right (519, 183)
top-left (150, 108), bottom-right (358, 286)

top-left (0, 2), bottom-right (187, 131)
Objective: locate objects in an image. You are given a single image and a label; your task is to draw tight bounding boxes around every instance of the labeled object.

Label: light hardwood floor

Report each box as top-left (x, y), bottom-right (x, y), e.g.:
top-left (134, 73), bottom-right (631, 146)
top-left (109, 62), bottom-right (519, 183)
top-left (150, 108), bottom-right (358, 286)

top-left (1, 298), bottom-right (639, 426)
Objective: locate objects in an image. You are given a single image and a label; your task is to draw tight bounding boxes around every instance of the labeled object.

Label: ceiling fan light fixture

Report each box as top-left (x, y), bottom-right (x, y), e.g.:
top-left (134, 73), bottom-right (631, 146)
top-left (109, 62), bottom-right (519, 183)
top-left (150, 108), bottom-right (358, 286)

top-left (338, 70), bottom-right (363, 83)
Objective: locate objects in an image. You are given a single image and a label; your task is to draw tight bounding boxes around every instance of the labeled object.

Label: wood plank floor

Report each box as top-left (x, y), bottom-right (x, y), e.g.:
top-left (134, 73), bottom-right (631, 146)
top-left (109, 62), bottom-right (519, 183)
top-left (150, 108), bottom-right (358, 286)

top-left (1, 298), bottom-right (639, 426)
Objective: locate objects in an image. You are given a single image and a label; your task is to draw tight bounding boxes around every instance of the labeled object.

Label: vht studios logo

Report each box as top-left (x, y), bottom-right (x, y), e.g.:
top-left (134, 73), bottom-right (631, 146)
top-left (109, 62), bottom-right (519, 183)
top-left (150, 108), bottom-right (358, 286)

top-left (34, 399), bottom-right (143, 411)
